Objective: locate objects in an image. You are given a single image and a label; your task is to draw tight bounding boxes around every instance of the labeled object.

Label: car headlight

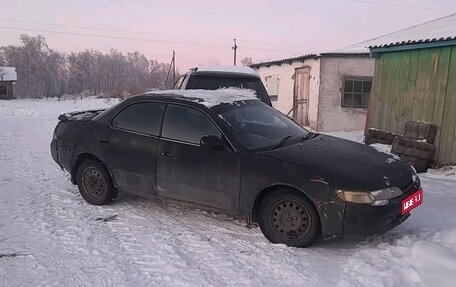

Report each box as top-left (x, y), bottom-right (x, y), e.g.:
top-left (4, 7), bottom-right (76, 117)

top-left (336, 187), bottom-right (403, 205)
top-left (370, 187), bottom-right (403, 200)
top-left (335, 190), bottom-right (375, 204)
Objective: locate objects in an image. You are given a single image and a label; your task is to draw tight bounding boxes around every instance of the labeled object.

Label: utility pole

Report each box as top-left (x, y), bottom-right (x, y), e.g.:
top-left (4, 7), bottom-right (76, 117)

top-left (232, 39), bottom-right (238, 66)
top-left (172, 50), bottom-right (176, 84)
top-left (164, 50), bottom-right (175, 88)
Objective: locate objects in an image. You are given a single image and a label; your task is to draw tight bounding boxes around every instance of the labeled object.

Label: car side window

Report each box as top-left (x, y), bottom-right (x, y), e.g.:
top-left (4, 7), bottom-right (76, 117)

top-left (112, 102), bottom-right (165, 136)
top-left (162, 105), bottom-right (221, 144)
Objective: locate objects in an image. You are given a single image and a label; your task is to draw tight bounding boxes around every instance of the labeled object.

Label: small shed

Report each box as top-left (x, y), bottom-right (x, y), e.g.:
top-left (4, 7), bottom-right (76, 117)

top-left (365, 13), bottom-right (456, 164)
top-left (0, 67), bottom-right (17, 100)
top-left (251, 53), bottom-right (375, 132)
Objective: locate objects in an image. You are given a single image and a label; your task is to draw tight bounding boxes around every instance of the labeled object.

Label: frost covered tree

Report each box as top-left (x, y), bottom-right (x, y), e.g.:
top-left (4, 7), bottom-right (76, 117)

top-left (241, 57), bottom-right (253, 66)
top-left (0, 35), bottom-right (66, 98)
top-left (0, 34), bottom-right (172, 98)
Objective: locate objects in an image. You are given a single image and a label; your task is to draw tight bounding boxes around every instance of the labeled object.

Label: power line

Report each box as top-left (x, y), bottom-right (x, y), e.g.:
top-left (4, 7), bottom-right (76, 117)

top-left (0, 25), bottom-right (302, 54)
top-left (0, 17), bottom-right (230, 41)
top-left (175, 52), bottom-right (200, 65)
top-left (0, 25), bottom-right (227, 48)
top-left (242, 44), bottom-right (301, 53)
top-left (345, 0), bottom-right (450, 11)
top-left (0, 17), bottom-right (304, 51)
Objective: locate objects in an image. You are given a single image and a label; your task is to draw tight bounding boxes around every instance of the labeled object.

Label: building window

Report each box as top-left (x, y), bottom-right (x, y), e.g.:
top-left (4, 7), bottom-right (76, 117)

top-left (342, 78), bottom-right (372, 108)
top-left (265, 75), bottom-right (279, 101)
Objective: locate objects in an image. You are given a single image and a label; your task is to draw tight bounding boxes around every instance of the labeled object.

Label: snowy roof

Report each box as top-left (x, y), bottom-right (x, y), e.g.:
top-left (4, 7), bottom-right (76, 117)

top-left (250, 52), bottom-right (369, 68)
top-left (250, 54), bottom-right (318, 68)
top-left (0, 67), bottom-right (17, 82)
top-left (192, 65), bottom-right (260, 77)
top-left (148, 88), bottom-right (260, 108)
top-left (340, 13), bottom-right (456, 53)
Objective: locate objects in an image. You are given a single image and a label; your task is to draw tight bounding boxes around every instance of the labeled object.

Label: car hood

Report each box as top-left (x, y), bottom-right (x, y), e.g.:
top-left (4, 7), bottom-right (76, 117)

top-left (259, 134), bottom-right (415, 191)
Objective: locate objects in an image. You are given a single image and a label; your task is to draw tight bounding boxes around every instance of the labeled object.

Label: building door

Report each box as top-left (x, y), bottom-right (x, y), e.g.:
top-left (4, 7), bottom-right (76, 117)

top-left (0, 85), bottom-right (8, 100)
top-left (293, 67), bottom-right (311, 126)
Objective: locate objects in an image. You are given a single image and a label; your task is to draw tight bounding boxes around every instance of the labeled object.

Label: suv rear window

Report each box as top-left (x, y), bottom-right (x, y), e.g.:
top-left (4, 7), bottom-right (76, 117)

top-left (173, 75), bottom-right (186, 89)
top-left (187, 75), bottom-right (271, 105)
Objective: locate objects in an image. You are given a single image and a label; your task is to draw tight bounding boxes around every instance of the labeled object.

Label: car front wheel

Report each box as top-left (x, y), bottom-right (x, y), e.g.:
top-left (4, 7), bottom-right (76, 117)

top-left (76, 159), bottom-right (117, 205)
top-left (258, 190), bottom-right (321, 247)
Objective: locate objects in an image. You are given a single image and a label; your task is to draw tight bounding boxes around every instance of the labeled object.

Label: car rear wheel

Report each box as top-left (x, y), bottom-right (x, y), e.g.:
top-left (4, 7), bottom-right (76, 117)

top-left (76, 159), bottom-right (117, 205)
top-left (258, 190), bottom-right (321, 247)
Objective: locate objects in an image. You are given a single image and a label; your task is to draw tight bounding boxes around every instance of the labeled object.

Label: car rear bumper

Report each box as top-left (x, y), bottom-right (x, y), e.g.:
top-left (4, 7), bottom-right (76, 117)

top-left (50, 139), bottom-right (63, 169)
top-left (342, 190), bottom-right (418, 239)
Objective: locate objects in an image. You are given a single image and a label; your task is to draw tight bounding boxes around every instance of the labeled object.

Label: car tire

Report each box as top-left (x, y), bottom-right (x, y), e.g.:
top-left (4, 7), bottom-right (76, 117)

top-left (76, 159), bottom-right (117, 205)
top-left (258, 190), bottom-right (321, 247)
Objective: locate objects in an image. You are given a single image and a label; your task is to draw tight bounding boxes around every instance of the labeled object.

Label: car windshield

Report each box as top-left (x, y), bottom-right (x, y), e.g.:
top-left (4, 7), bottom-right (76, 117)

top-left (187, 75), bottom-right (270, 104)
top-left (213, 101), bottom-right (310, 151)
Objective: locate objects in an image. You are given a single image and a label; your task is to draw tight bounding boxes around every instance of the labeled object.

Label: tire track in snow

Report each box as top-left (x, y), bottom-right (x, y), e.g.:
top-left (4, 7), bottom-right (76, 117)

top-left (97, 195), bottom-right (330, 286)
top-left (0, 118), bottom-right (130, 286)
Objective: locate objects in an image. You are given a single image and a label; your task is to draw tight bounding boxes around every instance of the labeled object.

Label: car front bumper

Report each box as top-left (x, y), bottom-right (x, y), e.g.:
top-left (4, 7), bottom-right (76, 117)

top-left (342, 190), bottom-right (418, 239)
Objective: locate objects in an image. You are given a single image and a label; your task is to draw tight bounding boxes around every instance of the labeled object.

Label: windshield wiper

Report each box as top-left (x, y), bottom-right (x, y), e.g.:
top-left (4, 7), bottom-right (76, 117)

top-left (271, 134), bottom-right (292, 150)
top-left (299, 132), bottom-right (314, 142)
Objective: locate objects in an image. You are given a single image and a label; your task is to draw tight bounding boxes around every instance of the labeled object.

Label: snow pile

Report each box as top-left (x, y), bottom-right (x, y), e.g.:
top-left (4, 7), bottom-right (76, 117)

top-left (338, 169), bottom-right (456, 287)
top-left (325, 130), bottom-right (456, 287)
top-left (424, 166), bottom-right (456, 180)
top-left (149, 88), bottom-right (259, 108)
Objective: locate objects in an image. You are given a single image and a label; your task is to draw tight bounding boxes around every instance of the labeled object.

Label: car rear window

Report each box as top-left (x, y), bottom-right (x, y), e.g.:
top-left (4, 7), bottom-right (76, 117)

top-left (111, 102), bottom-right (165, 136)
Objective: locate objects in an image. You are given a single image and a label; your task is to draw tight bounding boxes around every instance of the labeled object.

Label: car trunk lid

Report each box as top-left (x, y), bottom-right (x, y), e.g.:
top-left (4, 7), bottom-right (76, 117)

top-left (58, 109), bottom-right (105, 122)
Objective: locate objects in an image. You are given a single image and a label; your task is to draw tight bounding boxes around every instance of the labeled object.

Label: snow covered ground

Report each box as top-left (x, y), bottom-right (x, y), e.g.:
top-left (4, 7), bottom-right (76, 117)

top-left (1, 98), bottom-right (455, 287)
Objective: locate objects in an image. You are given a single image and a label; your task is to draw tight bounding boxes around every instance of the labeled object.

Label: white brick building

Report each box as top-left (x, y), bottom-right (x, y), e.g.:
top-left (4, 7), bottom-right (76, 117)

top-left (251, 53), bottom-right (375, 132)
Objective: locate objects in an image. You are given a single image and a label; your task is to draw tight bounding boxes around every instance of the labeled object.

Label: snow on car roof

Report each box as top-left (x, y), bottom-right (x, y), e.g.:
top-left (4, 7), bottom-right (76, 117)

top-left (148, 88), bottom-right (260, 108)
top-left (192, 65), bottom-right (260, 77)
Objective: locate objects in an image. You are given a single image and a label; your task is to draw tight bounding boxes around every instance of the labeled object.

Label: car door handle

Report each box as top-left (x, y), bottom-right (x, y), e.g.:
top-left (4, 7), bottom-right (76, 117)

top-left (100, 138), bottom-right (109, 144)
top-left (161, 151), bottom-right (175, 158)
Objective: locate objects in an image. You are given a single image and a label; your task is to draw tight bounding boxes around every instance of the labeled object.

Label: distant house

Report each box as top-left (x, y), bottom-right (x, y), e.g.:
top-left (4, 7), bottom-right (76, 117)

top-left (362, 13), bottom-right (456, 164)
top-left (251, 53), bottom-right (375, 132)
top-left (0, 67), bottom-right (17, 100)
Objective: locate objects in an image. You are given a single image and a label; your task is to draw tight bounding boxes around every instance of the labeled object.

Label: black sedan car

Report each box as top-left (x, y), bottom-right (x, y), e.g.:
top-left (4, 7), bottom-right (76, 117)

top-left (51, 89), bottom-right (423, 247)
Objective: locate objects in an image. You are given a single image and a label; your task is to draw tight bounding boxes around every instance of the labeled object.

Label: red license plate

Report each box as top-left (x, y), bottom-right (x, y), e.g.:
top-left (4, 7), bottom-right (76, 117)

top-left (401, 188), bottom-right (423, 215)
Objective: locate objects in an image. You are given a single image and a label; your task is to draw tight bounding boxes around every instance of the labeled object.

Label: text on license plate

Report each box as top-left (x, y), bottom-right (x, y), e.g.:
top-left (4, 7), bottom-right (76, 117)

top-left (401, 188), bottom-right (423, 215)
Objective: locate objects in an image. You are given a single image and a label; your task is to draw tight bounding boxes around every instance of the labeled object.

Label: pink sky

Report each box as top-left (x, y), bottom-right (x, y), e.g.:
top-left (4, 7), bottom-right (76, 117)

top-left (0, 0), bottom-right (455, 71)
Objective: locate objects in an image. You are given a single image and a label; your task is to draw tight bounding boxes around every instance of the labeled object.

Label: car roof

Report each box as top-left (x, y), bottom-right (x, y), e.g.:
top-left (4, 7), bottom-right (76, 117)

top-left (185, 65), bottom-right (260, 78)
top-left (136, 89), bottom-right (261, 109)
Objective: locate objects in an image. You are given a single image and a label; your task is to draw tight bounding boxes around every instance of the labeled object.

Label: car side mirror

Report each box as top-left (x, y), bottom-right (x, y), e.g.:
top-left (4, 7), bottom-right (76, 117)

top-left (200, 135), bottom-right (226, 150)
